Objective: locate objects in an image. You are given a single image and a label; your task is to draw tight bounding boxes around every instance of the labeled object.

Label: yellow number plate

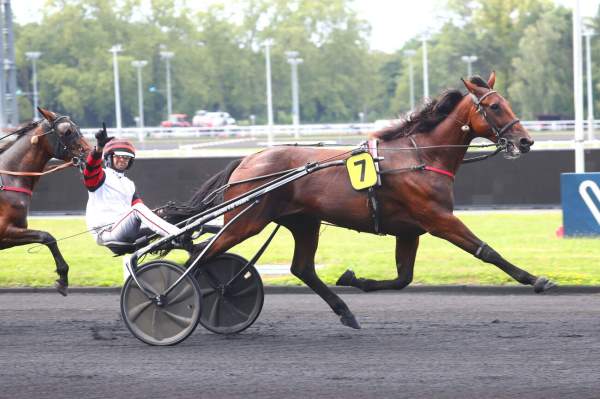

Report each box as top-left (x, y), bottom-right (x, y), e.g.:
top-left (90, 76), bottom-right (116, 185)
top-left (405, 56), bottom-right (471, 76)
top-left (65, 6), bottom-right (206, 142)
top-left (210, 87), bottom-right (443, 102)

top-left (346, 152), bottom-right (378, 190)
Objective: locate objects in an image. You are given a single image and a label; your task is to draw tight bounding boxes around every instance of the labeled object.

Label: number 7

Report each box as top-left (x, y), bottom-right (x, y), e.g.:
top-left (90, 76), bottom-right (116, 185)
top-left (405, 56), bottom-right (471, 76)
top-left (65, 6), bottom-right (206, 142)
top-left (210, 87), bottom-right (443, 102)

top-left (354, 159), bottom-right (366, 182)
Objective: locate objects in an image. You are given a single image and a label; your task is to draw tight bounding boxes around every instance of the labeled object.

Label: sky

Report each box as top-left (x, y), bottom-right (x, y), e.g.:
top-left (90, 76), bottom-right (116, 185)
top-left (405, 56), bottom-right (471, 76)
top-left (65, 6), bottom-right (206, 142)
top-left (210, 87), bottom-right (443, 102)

top-left (11, 0), bottom-right (600, 53)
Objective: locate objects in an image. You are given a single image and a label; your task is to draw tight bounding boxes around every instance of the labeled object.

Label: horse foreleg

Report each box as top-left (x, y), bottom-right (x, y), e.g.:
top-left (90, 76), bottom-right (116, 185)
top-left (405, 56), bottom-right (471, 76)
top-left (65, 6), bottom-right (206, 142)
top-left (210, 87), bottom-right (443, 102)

top-left (0, 226), bottom-right (69, 296)
top-left (426, 212), bottom-right (555, 293)
top-left (337, 235), bottom-right (419, 292)
top-left (282, 215), bottom-right (361, 329)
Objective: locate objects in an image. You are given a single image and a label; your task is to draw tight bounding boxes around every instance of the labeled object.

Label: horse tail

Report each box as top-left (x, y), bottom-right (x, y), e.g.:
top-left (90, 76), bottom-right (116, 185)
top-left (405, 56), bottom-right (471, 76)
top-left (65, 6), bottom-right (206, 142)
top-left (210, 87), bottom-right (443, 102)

top-left (160, 159), bottom-right (242, 224)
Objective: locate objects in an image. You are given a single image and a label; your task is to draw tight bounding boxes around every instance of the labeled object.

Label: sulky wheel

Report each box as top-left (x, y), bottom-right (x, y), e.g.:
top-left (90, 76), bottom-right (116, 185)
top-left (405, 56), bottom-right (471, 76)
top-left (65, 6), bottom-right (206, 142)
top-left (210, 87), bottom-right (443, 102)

top-left (120, 260), bottom-right (201, 346)
top-left (195, 253), bottom-right (264, 334)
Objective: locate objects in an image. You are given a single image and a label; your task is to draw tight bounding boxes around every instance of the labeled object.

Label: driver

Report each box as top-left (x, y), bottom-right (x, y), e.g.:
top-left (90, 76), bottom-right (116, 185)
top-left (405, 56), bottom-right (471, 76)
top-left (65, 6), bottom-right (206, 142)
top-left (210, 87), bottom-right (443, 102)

top-left (83, 125), bottom-right (182, 246)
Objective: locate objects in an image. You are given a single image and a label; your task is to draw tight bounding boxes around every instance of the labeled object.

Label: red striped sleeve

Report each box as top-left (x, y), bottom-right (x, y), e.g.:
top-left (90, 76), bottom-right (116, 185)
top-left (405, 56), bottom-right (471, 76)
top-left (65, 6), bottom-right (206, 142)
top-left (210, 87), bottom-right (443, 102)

top-left (83, 150), bottom-right (105, 191)
top-left (131, 192), bottom-right (143, 206)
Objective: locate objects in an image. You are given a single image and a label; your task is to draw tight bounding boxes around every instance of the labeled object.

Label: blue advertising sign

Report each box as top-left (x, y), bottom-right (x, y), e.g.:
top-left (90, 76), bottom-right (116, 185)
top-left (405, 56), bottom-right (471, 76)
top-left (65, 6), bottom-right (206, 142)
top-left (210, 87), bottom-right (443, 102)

top-left (561, 173), bottom-right (600, 236)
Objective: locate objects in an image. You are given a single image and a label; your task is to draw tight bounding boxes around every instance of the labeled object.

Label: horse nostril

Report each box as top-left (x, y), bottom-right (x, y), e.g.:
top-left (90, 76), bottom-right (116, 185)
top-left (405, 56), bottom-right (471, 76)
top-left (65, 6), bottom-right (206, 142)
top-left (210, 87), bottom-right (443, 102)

top-left (519, 138), bottom-right (533, 147)
top-left (519, 137), bottom-right (533, 153)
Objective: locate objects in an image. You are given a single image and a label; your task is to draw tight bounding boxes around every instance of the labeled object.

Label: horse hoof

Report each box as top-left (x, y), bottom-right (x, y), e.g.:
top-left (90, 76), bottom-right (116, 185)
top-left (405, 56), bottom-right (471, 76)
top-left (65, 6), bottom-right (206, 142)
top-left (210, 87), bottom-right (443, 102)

top-left (533, 277), bottom-right (556, 293)
top-left (340, 311), bottom-right (361, 329)
top-left (336, 269), bottom-right (355, 287)
top-left (55, 280), bottom-right (68, 297)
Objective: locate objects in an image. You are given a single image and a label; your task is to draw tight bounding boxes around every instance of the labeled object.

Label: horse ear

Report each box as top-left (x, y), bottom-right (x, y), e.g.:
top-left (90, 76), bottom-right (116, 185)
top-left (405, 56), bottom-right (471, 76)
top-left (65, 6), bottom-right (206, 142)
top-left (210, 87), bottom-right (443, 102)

top-left (487, 71), bottom-right (496, 89)
top-left (37, 107), bottom-right (56, 122)
top-left (461, 77), bottom-right (478, 94)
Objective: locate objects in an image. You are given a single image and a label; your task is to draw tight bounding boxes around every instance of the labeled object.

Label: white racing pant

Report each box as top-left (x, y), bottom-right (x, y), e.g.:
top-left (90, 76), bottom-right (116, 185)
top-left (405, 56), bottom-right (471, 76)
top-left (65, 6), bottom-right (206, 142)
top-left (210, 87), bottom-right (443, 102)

top-left (97, 202), bottom-right (181, 245)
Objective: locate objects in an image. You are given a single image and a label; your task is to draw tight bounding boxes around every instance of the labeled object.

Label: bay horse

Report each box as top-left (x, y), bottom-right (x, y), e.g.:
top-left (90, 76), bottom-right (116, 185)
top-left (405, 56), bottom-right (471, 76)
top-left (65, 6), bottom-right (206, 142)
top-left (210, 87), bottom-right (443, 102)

top-left (163, 72), bottom-right (554, 329)
top-left (0, 108), bottom-right (90, 295)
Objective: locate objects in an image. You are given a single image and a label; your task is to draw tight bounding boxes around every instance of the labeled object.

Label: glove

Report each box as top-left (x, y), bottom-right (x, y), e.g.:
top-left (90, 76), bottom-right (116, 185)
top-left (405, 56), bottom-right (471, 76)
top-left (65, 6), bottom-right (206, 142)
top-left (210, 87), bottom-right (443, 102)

top-left (95, 123), bottom-right (114, 149)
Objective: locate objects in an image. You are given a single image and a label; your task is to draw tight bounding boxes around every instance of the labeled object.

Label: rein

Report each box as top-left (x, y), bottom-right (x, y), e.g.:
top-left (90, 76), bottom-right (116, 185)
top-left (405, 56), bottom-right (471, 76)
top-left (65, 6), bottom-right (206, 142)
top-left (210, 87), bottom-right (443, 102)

top-left (0, 130), bottom-right (23, 142)
top-left (0, 159), bottom-right (75, 176)
top-left (0, 161), bottom-right (76, 197)
top-left (214, 139), bottom-right (504, 195)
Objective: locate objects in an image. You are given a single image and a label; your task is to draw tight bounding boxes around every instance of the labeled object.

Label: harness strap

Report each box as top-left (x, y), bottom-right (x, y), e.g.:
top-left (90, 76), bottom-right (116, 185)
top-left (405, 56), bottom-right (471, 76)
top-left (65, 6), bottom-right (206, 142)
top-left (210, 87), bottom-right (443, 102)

top-left (423, 166), bottom-right (455, 179)
top-left (0, 186), bottom-right (33, 196)
top-left (364, 139), bottom-right (383, 234)
top-left (367, 187), bottom-right (382, 235)
top-left (0, 175), bottom-right (33, 196)
top-left (408, 137), bottom-right (455, 180)
top-left (367, 139), bottom-right (382, 186)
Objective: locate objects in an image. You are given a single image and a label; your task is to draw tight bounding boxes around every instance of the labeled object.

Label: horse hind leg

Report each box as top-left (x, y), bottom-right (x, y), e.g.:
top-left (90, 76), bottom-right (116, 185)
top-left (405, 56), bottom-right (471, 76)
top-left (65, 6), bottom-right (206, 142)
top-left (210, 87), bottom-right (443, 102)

top-left (1, 226), bottom-right (69, 296)
top-left (337, 235), bottom-right (419, 292)
top-left (281, 214), bottom-right (361, 329)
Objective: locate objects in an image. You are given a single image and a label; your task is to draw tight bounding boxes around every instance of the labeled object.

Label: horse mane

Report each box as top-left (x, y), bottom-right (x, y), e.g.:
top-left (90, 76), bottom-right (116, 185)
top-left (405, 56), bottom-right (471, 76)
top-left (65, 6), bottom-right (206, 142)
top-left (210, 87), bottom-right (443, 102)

top-left (372, 76), bottom-right (490, 141)
top-left (0, 121), bottom-right (40, 154)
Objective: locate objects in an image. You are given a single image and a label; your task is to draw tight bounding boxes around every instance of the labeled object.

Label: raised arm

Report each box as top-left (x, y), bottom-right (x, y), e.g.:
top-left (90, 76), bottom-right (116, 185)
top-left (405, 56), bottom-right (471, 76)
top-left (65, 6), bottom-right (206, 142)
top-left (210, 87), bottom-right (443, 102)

top-left (83, 123), bottom-right (113, 192)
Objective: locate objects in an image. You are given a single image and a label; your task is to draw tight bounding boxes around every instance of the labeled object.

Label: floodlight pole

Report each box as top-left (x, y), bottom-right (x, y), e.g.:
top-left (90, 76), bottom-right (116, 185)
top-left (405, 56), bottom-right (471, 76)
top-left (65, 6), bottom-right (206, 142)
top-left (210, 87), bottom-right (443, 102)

top-left (132, 60), bottom-right (147, 142)
top-left (25, 51), bottom-right (42, 120)
top-left (422, 36), bottom-right (429, 99)
top-left (109, 45), bottom-right (123, 133)
top-left (583, 27), bottom-right (595, 141)
top-left (286, 51), bottom-right (303, 139)
top-left (160, 51), bottom-right (175, 119)
top-left (263, 39), bottom-right (274, 145)
top-left (461, 55), bottom-right (478, 77)
top-left (403, 49), bottom-right (416, 110)
top-left (573, 0), bottom-right (585, 172)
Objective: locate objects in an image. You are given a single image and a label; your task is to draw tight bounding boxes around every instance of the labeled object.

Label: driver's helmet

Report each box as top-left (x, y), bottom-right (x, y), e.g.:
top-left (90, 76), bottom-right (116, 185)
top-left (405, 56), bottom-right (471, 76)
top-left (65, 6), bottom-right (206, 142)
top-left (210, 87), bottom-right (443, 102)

top-left (103, 139), bottom-right (136, 170)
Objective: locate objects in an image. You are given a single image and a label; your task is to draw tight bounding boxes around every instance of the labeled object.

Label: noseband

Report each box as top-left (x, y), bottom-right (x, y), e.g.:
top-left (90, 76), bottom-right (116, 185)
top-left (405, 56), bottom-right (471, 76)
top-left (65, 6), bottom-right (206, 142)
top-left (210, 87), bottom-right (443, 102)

top-left (42, 115), bottom-right (84, 164)
top-left (470, 91), bottom-right (520, 141)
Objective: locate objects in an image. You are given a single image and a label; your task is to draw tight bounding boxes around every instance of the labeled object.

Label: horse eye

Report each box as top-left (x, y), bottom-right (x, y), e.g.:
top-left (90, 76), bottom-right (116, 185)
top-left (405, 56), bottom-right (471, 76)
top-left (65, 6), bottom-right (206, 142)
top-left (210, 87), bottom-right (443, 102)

top-left (490, 103), bottom-right (500, 111)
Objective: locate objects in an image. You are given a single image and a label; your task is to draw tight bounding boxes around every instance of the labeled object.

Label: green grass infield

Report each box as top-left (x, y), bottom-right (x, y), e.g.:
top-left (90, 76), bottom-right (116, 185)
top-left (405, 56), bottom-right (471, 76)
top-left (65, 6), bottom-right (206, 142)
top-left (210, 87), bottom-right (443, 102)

top-left (1, 211), bottom-right (598, 288)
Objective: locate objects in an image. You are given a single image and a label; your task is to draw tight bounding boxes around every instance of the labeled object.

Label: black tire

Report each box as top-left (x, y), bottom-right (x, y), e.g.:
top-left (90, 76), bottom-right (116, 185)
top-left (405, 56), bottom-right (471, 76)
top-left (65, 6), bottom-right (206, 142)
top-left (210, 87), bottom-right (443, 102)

top-left (195, 253), bottom-right (264, 334)
top-left (120, 260), bottom-right (201, 346)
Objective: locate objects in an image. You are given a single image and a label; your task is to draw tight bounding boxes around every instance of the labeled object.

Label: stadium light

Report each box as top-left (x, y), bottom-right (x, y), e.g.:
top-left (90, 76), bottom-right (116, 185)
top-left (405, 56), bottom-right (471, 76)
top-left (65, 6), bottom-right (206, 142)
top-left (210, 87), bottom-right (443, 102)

top-left (25, 51), bottom-right (42, 120)
top-left (109, 45), bottom-right (123, 132)
top-left (131, 60), bottom-right (148, 141)
top-left (160, 51), bottom-right (175, 119)
top-left (421, 36), bottom-right (429, 99)
top-left (263, 39), bottom-right (274, 145)
top-left (583, 26), bottom-right (595, 141)
top-left (461, 55), bottom-right (478, 77)
top-left (403, 49), bottom-right (417, 110)
top-left (573, 0), bottom-right (585, 172)
top-left (286, 51), bottom-right (304, 139)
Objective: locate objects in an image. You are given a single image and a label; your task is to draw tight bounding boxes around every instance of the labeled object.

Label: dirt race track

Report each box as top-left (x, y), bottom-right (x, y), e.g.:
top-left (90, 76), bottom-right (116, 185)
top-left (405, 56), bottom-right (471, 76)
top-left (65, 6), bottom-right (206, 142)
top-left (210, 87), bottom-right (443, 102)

top-left (1, 289), bottom-right (600, 399)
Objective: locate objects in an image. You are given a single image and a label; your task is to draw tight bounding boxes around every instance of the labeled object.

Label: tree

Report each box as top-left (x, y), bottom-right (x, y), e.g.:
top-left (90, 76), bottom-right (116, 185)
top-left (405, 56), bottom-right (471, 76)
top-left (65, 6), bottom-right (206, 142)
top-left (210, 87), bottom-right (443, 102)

top-left (508, 6), bottom-right (573, 119)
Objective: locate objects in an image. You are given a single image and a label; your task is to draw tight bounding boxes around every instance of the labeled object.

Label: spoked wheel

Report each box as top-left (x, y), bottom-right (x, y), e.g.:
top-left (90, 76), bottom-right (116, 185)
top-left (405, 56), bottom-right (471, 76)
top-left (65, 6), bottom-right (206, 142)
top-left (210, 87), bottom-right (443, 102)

top-left (120, 260), bottom-right (201, 346)
top-left (194, 253), bottom-right (264, 334)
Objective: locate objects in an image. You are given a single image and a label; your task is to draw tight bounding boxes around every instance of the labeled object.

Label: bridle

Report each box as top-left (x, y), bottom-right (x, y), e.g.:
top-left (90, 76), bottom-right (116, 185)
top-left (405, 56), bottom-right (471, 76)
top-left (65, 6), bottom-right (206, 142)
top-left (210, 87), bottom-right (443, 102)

top-left (40, 115), bottom-right (86, 165)
top-left (0, 115), bottom-right (87, 196)
top-left (469, 90), bottom-right (521, 145)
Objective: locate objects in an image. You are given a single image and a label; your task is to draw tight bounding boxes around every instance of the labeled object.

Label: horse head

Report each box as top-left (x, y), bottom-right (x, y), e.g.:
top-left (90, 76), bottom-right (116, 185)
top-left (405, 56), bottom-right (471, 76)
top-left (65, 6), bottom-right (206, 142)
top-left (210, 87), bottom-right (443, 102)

top-left (462, 72), bottom-right (534, 159)
top-left (37, 108), bottom-right (91, 164)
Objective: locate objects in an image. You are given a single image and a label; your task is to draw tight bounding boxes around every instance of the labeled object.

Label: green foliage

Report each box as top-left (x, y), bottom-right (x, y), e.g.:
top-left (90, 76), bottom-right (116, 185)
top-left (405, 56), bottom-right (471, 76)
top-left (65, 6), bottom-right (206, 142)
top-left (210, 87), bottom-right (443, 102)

top-left (509, 6), bottom-right (573, 119)
top-left (390, 0), bottom-right (577, 118)
top-left (1, 212), bottom-right (599, 288)
top-left (13, 0), bottom-right (587, 126)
